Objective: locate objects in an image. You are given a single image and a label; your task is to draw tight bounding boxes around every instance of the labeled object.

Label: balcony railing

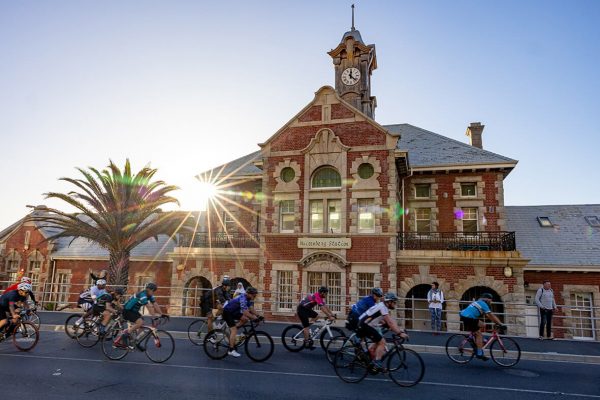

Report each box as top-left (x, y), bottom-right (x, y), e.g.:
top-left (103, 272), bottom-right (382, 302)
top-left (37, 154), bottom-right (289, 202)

top-left (398, 231), bottom-right (516, 251)
top-left (178, 232), bottom-right (260, 248)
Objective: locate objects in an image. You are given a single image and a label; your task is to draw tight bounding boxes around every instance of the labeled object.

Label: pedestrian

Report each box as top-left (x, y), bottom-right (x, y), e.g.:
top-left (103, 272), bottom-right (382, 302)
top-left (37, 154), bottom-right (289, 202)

top-left (233, 282), bottom-right (246, 298)
top-left (535, 279), bottom-right (559, 340)
top-left (427, 281), bottom-right (444, 335)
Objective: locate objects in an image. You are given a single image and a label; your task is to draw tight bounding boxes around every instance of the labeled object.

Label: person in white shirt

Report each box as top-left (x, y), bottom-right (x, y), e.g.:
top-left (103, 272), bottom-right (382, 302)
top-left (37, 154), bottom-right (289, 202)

top-left (427, 281), bottom-right (444, 335)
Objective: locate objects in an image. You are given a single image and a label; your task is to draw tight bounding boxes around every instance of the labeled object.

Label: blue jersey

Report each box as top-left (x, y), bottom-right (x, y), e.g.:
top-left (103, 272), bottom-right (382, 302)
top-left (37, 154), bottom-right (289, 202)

top-left (223, 294), bottom-right (253, 315)
top-left (351, 295), bottom-right (376, 316)
top-left (124, 290), bottom-right (155, 313)
top-left (460, 300), bottom-right (491, 319)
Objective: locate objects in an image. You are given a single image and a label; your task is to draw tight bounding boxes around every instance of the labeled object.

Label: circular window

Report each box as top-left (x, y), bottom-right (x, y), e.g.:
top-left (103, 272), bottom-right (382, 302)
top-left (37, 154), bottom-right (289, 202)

top-left (281, 167), bottom-right (295, 183)
top-left (357, 163), bottom-right (374, 179)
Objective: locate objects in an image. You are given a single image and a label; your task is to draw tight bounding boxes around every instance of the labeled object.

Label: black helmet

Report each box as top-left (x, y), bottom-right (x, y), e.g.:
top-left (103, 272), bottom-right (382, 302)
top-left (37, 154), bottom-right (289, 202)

top-left (145, 282), bottom-right (158, 291)
top-left (113, 287), bottom-right (125, 296)
top-left (318, 286), bottom-right (328, 294)
top-left (222, 278), bottom-right (231, 286)
top-left (383, 292), bottom-right (398, 302)
top-left (371, 288), bottom-right (383, 297)
top-left (480, 293), bottom-right (493, 300)
top-left (246, 287), bottom-right (258, 295)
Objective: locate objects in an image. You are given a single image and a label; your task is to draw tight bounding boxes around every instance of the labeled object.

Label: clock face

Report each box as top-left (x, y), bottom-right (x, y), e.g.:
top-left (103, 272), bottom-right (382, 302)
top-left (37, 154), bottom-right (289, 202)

top-left (341, 67), bottom-right (361, 86)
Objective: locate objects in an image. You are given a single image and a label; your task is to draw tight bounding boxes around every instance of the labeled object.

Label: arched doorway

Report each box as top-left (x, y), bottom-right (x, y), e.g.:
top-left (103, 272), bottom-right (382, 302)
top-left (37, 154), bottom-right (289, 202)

top-left (183, 276), bottom-right (212, 317)
top-left (405, 284), bottom-right (436, 330)
top-left (460, 286), bottom-right (504, 324)
top-left (229, 277), bottom-right (252, 297)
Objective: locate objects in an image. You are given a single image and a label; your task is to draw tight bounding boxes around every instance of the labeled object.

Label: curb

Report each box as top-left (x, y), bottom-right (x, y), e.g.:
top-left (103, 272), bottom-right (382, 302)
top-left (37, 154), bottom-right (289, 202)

top-left (40, 324), bottom-right (600, 364)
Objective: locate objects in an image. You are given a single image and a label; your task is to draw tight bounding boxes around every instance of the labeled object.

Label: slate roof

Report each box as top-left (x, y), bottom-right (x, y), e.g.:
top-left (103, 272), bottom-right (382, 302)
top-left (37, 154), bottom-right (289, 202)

top-left (196, 150), bottom-right (262, 182)
top-left (51, 235), bottom-right (176, 260)
top-left (505, 205), bottom-right (600, 267)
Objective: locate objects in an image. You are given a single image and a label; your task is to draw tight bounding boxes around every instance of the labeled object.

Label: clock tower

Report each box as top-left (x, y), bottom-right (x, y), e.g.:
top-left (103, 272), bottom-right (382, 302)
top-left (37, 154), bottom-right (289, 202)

top-left (328, 16), bottom-right (377, 118)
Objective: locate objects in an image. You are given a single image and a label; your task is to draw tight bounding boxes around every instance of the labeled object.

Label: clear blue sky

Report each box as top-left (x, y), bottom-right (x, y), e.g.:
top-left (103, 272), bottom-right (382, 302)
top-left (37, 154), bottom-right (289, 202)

top-left (1, 0), bottom-right (599, 228)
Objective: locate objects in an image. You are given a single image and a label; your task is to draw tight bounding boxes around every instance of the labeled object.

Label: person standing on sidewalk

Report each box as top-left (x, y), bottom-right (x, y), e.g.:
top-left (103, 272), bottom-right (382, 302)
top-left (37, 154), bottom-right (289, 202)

top-left (427, 282), bottom-right (444, 335)
top-left (535, 280), bottom-right (559, 340)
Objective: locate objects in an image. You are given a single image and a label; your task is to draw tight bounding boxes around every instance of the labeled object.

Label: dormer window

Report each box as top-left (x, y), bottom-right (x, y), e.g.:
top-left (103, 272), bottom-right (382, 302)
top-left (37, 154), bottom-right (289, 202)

top-left (311, 167), bottom-right (341, 189)
top-left (461, 183), bottom-right (477, 197)
top-left (537, 217), bottom-right (553, 227)
top-left (585, 216), bottom-right (600, 228)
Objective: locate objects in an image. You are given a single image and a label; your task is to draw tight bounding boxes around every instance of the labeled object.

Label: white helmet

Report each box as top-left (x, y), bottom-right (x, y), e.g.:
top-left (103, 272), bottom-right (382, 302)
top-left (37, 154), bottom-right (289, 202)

top-left (18, 283), bottom-right (32, 292)
top-left (96, 279), bottom-right (107, 286)
top-left (20, 277), bottom-right (32, 284)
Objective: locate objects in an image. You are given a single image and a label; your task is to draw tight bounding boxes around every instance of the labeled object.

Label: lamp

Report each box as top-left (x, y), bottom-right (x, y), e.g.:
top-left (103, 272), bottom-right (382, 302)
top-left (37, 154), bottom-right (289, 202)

top-left (176, 264), bottom-right (185, 272)
top-left (504, 265), bottom-right (513, 278)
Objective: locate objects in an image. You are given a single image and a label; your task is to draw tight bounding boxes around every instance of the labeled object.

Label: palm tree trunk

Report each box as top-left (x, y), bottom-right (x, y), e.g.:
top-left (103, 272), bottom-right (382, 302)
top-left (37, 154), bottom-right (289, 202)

top-left (109, 252), bottom-right (130, 288)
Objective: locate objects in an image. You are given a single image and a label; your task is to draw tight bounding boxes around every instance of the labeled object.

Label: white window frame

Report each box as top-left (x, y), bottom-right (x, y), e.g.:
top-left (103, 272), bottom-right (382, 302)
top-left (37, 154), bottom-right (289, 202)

top-left (462, 208), bottom-right (478, 234)
top-left (309, 200), bottom-right (324, 233)
top-left (570, 292), bottom-right (595, 340)
top-left (357, 273), bottom-right (375, 298)
top-left (307, 271), bottom-right (342, 312)
top-left (415, 208), bottom-right (432, 235)
top-left (327, 199), bottom-right (341, 234)
top-left (277, 271), bottom-right (294, 311)
top-left (279, 200), bottom-right (295, 233)
top-left (461, 183), bottom-right (477, 197)
top-left (55, 272), bottom-right (71, 304)
top-left (415, 184), bottom-right (431, 199)
top-left (358, 198), bottom-right (375, 233)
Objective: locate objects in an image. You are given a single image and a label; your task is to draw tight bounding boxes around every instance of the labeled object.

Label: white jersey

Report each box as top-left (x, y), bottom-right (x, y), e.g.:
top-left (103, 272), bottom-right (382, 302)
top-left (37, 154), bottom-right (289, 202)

top-left (359, 302), bottom-right (390, 328)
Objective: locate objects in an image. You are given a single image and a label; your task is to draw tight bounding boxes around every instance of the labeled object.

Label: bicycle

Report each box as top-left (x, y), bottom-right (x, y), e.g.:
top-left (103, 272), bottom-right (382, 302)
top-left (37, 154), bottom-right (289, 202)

top-left (445, 324), bottom-right (521, 367)
top-left (333, 334), bottom-right (425, 386)
top-left (325, 331), bottom-right (364, 364)
top-left (101, 316), bottom-right (175, 363)
top-left (21, 302), bottom-right (40, 329)
top-left (188, 315), bottom-right (227, 346)
top-left (281, 316), bottom-right (345, 353)
top-left (0, 312), bottom-right (40, 351)
top-left (203, 317), bottom-right (274, 362)
top-left (76, 312), bottom-right (126, 348)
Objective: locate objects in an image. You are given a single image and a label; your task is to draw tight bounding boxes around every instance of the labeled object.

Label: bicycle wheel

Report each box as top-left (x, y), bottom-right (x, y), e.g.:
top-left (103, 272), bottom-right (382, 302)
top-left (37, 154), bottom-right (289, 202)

top-left (490, 336), bottom-right (521, 367)
top-left (76, 321), bottom-right (100, 348)
top-left (187, 319), bottom-right (208, 346)
top-left (445, 333), bottom-right (475, 364)
top-left (64, 314), bottom-right (84, 339)
top-left (244, 330), bottom-right (274, 362)
top-left (387, 348), bottom-right (425, 387)
top-left (203, 329), bottom-right (230, 360)
top-left (333, 342), bottom-right (369, 383)
top-left (23, 312), bottom-right (40, 329)
top-left (319, 326), bottom-right (345, 352)
top-left (325, 335), bottom-right (348, 364)
top-left (101, 326), bottom-right (129, 361)
top-left (281, 324), bottom-right (305, 352)
top-left (12, 322), bottom-right (39, 351)
top-left (143, 329), bottom-right (175, 363)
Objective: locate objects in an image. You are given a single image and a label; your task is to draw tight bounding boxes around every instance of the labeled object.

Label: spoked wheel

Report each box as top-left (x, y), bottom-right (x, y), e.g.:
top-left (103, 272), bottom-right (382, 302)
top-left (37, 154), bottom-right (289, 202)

top-left (12, 322), bottom-right (39, 351)
top-left (76, 321), bottom-right (100, 348)
top-left (325, 335), bottom-right (348, 364)
top-left (187, 319), bottom-right (208, 346)
top-left (445, 334), bottom-right (475, 364)
top-left (386, 348), bottom-right (425, 387)
top-left (203, 329), bottom-right (230, 360)
top-left (244, 331), bottom-right (274, 362)
top-left (490, 336), bottom-right (521, 367)
top-left (333, 342), bottom-right (369, 383)
top-left (281, 324), bottom-right (305, 352)
top-left (23, 312), bottom-right (40, 329)
top-left (143, 329), bottom-right (175, 363)
top-left (319, 326), bottom-right (345, 352)
top-left (64, 314), bottom-right (84, 339)
top-left (101, 327), bottom-right (129, 361)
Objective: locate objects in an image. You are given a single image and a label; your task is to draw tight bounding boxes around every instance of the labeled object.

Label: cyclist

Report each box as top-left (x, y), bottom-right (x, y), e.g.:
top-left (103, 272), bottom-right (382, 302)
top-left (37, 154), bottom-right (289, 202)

top-left (357, 292), bottom-right (408, 370)
top-left (114, 282), bottom-right (167, 348)
top-left (202, 278), bottom-right (231, 332)
top-left (222, 286), bottom-right (261, 358)
top-left (297, 286), bottom-right (335, 349)
top-left (4, 277), bottom-right (38, 305)
top-left (347, 287), bottom-right (383, 332)
top-left (459, 292), bottom-right (506, 361)
top-left (95, 287), bottom-right (125, 334)
top-left (76, 279), bottom-right (108, 326)
top-left (0, 283), bottom-right (31, 332)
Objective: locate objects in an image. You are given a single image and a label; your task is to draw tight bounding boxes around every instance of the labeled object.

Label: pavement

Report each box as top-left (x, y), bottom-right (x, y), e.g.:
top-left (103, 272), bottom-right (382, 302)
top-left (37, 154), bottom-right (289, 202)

top-left (38, 311), bottom-right (600, 364)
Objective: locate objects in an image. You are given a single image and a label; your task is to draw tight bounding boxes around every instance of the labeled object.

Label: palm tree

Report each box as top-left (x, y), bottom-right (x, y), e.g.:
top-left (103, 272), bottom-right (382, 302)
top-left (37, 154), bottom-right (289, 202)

top-left (29, 159), bottom-right (186, 287)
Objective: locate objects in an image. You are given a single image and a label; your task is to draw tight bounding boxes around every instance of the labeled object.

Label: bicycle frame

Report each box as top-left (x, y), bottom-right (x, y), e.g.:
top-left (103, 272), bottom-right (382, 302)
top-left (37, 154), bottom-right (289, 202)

top-left (291, 319), bottom-right (336, 341)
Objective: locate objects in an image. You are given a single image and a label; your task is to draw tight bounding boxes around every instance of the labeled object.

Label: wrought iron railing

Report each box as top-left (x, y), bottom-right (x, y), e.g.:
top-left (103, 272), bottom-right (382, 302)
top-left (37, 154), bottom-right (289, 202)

top-left (178, 232), bottom-right (260, 248)
top-left (397, 231), bottom-right (516, 251)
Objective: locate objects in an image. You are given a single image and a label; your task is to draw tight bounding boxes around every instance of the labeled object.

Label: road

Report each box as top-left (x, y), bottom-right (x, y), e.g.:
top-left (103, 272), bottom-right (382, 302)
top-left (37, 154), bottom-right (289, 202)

top-left (1, 330), bottom-right (599, 400)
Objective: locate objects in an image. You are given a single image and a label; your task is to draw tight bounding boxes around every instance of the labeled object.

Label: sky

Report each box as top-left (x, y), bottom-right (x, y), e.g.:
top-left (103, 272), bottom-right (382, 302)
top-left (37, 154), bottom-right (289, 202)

top-left (1, 0), bottom-right (599, 229)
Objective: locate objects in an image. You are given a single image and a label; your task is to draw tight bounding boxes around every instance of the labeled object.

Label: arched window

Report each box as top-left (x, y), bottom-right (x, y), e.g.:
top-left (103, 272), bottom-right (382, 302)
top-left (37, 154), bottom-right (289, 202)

top-left (311, 167), bottom-right (341, 189)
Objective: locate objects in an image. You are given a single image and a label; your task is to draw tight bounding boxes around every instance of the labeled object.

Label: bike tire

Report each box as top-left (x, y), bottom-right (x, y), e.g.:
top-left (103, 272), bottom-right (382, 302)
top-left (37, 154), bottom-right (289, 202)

top-left (333, 342), bottom-right (369, 383)
top-left (244, 330), bottom-right (274, 362)
top-left (325, 335), bottom-right (348, 364)
top-left (64, 314), bottom-right (84, 339)
top-left (319, 326), bottom-right (345, 352)
top-left (387, 348), bottom-right (425, 387)
top-left (187, 319), bottom-right (208, 346)
top-left (23, 312), bottom-right (41, 329)
top-left (281, 324), bottom-right (305, 352)
top-left (12, 322), bottom-right (39, 351)
top-left (490, 336), bottom-right (521, 367)
top-left (203, 329), bottom-right (230, 360)
top-left (101, 326), bottom-right (129, 361)
top-left (144, 329), bottom-right (175, 363)
top-left (445, 333), bottom-right (475, 364)
top-left (76, 320), bottom-right (101, 348)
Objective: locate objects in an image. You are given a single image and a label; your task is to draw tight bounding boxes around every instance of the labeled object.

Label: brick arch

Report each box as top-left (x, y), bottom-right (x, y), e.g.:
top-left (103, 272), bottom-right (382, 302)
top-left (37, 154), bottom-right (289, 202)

top-left (299, 251), bottom-right (349, 269)
top-left (452, 275), bottom-right (509, 302)
top-left (397, 271), bottom-right (448, 300)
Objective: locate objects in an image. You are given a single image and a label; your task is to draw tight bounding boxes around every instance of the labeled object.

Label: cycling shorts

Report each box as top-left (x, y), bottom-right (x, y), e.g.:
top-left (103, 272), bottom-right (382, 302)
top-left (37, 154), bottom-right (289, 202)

top-left (358, 324), bottom-right (383, 343)
top-left (123, 309), bottom-right (142, 323)
top-left (297, 305), bottom-right (318, 328)
top-left (461, 316), bottom-right (480, 333)
top-left (222, 309), bottom-right (240, 328)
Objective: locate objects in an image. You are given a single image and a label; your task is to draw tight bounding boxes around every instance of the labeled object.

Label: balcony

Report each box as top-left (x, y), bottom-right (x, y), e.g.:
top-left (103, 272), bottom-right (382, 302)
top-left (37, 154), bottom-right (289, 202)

top-left (178, 232), bottom-right (260, 248)
top-left (397, 231), bottom-right (516, 251)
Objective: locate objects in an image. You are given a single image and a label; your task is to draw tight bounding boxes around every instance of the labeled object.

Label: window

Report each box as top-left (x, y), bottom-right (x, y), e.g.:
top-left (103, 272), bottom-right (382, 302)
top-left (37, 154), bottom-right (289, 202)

top-left (136, 275), bottom-right (153, 291)
top-left (357, 163), bottom-right (374, 179)
top-left (307, 271), bottom-right (342, 312)
top-left (279, 200), bottom-right (295, 233)
top-left (585, 216), bottom-right (600, 228)
top-left (358, 199), bottom-right (375, 232)
top-left (54, 272), bottom-right (71, 304)
top-left (461, 183), bottom-right (477, 197)
top-left (415, 208), bottom-right (431, 234)
top-left (312, 167), bottom-right (341, 188)
top-left (223, 211), bottom-right (236, 233)
top-left (570, 293), bottom-right (595, 339)
top-left (415, 184), bottom-right (430, 198)
top-left (24, 231), bottom-right (31, 249)
top-left (462, 208), bottom-right (478, 234)
top-left (357, 273), bottom-right (375, 298)
top-left (327, 200), bottom-right (341, 233)
top-left (280, 167), bottom-right (295, 183)
top-left (277, 271), bottom-right (294, 311)
top-left (310, 200), bottom-right (324, 233)
top-left (537, 217), bottom-right (553, 227)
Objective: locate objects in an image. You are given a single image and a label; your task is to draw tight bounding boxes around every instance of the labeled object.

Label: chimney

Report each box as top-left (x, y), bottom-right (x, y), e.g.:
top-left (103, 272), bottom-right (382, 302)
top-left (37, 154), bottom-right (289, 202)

top-left (466, 122), bottom-right (484, 149)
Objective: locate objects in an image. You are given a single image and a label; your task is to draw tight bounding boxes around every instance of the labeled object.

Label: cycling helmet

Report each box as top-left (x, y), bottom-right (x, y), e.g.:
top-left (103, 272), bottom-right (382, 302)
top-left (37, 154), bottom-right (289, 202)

top-left (371, 287), bottom-right (383, 297)
top-left (222, 278), bottom-right (231, 286)
top-left (96, 279), bottom-right (107, 286)
top-left (17, 283), bottom-right (32, 292)
top-left (480, 293), bottom-right (494, 300)
top-left (20, 277), bottom-right (32, 284)
top-left (145, 282), bottom-right (158, 291)
top-left (318, 286), bottom-right (329, 294)
top-left (246, 287), bottom-right (258, 295)
top-left (383, 292), bottom-right (398, 302)
top-left (113, 287), bottom-right (125, 296)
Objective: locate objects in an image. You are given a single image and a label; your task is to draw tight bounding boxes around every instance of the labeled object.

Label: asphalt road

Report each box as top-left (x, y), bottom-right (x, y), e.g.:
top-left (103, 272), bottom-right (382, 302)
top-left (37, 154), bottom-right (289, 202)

top-left (0, 330), bottom-right (599, 400)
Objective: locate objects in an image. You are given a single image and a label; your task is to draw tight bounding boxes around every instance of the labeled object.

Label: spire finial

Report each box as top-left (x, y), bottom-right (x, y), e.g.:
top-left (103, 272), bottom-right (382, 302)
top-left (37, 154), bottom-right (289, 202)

top-left (351, 4), bottom-right (355, 30)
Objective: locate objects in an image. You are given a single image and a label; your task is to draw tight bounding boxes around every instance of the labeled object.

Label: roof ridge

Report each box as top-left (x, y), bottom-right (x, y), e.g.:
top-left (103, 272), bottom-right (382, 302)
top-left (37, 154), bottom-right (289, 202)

top-left (505, 204), bottom-right (600, 208)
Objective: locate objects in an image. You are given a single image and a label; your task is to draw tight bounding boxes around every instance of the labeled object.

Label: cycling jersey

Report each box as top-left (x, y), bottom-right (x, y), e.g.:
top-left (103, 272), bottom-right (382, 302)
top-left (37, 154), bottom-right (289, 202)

top-left (0, 290), bottom-right (27, 310)
top-left (3, 283), bottom-right (37, 304)
top-left (95, 293), bottom-right (114, 308)
top-left (359, 302), bottom-right (390, 328)
top-left (124, 290), bottom-right (155, 313)
top-left (223, 294), bottom-right (253, 315)
top-left (460, 300), bottom-right (491, 319)
top-left (203, 286), bottom-right (230, 308)
top-left (299, 292), bottom-right (325, 309)
top-left (90, 286), bottom-right (107, 301)
top-left (351, 295), bottom-right (376, 316)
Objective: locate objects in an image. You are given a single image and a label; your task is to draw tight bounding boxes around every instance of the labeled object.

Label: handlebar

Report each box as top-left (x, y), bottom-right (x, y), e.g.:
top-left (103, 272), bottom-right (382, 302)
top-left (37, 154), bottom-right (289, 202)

top-left (151, 315), bottom-right (170, 327)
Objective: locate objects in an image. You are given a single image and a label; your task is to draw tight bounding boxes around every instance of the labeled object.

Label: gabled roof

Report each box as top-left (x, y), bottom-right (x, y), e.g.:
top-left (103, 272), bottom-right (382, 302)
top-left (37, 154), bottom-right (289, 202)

top-left (386, 124), bottom-right (517, 170)
top-left (505, 205), bottom-right (600, 268)
top-left (196, 150), bottom-right (262, 182)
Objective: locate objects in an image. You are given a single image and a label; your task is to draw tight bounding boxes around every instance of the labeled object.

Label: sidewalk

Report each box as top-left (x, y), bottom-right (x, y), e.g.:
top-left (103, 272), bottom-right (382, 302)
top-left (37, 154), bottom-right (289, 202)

top-left (39, 311), bottom-right (600, 364)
